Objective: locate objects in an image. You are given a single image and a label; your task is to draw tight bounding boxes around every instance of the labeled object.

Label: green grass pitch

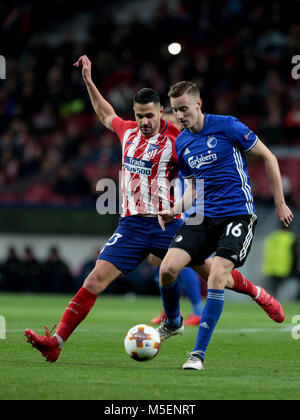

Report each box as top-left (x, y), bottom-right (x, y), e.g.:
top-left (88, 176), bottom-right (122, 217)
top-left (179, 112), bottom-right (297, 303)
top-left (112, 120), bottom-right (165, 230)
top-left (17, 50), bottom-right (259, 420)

top-left (0, 293), bottom-right (299, 400)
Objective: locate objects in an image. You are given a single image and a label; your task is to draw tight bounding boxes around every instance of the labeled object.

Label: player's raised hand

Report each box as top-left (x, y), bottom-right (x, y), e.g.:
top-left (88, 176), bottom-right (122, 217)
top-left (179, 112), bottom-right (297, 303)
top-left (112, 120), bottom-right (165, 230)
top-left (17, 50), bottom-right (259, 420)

top-left (73, 55), bottom-right (92, 83)
top-left (158, 210), bottom-right (175, 231)
top-left (276, 202), bottom-right (294, 228)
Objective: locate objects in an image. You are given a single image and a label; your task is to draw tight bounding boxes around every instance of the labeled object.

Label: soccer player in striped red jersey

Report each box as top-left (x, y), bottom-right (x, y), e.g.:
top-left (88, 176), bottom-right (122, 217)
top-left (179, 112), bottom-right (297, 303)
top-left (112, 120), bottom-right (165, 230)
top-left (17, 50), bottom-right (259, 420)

top-left (24, 55), bottom-right (185, 362)
top-left (113, 100), bottom-right (180, 217)
top-left (25, 57), bottom-right (287, 363)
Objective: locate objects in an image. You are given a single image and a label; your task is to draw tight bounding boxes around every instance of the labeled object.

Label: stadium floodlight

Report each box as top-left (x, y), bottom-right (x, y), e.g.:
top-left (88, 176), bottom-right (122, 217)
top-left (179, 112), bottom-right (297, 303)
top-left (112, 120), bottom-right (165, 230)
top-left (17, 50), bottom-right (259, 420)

top-left (168, 43), bottom-right (182, 55)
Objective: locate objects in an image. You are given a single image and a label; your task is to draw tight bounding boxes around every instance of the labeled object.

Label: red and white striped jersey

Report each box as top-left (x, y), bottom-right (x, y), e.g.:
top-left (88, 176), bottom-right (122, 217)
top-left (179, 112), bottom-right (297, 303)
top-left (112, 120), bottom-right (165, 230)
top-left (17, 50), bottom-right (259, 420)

top-left (112, 116), bottom-right (180, 217)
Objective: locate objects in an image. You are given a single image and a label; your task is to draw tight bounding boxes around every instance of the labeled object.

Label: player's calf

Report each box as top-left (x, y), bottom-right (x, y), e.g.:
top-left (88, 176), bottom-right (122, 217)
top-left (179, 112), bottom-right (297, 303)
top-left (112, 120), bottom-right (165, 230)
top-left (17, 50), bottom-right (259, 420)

top-left (207, 256), bottom-right (234, 290)
top-left (159, 248), bottom-right (191, 287)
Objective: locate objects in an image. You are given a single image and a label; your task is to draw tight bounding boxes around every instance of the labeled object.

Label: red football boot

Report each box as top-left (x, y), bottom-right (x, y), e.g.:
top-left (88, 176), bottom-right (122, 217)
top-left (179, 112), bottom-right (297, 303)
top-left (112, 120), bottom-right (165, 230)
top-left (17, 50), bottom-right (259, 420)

top-left (151, 310), bottom-right (167, 325)
top-left (254, 287), bottom-right (285, 323)
top-left (184, 314), bottom-right (202, 326)
top-left (25, 325), bottom-right (61, 363)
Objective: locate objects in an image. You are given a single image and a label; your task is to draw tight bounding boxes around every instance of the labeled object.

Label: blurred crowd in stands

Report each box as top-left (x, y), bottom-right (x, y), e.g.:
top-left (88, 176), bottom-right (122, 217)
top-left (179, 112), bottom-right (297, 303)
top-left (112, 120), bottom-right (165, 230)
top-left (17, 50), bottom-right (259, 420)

top-left (0, 245), bottom-right (74, 293)
top-left (0, 0), bottom-right (300, 207)
top-left (0, 245), bottom-right (156, 294)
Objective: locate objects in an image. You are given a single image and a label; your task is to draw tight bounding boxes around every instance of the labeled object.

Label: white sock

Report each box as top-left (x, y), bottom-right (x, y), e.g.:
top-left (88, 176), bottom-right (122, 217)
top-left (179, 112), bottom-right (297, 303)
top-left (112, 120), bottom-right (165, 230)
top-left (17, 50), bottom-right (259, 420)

top-left (254, 286), bottom-right (261, 300)
top-left (54, 333), bottom-right (64, 349)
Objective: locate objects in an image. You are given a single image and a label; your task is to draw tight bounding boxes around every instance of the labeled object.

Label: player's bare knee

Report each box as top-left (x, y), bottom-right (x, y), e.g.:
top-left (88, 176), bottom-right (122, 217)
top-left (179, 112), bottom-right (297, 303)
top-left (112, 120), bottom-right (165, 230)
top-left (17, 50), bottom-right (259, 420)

top-left (83, 268), bottom-right (107, 294)
top-left (159, 262), bottom-right (178, 287)
top-left (83, 261), bottom-right (119, 295)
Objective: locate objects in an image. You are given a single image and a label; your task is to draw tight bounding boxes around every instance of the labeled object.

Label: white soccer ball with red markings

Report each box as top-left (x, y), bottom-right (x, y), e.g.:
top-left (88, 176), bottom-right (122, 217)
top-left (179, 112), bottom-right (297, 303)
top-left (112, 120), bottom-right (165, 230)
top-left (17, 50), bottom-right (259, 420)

top-left (124, 324), bottom-right (161, 362)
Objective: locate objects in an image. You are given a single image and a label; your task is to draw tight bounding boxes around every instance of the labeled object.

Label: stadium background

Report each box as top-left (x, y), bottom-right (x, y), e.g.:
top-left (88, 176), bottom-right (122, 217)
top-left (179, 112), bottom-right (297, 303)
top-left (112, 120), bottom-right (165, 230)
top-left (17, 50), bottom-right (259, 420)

top-left (0, 0), bottom-right (299, 298)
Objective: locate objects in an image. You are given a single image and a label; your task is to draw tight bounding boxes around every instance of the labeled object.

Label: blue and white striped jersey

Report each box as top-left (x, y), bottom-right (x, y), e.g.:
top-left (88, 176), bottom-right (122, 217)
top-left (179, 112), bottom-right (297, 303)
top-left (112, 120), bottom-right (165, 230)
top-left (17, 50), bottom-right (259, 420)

top-left (175, 114), bottom-right (258, 218)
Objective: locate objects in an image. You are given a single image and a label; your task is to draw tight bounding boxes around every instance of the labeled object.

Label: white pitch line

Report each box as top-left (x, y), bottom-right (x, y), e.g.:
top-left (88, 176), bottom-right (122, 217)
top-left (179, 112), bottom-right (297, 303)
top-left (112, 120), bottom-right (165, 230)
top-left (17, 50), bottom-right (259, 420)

top-left (215, 327), bottom-right (293, 334)
top-left (4, 327), bottom-right (294, 334)
top-left (5, 329), bottom-right (89, 333)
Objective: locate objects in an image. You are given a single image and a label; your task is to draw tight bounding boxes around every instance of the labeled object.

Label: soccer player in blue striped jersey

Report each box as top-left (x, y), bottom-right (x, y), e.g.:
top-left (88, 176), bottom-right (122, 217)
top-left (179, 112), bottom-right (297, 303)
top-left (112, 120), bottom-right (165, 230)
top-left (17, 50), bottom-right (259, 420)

top-left (157, 81), bottom-right (293, 370)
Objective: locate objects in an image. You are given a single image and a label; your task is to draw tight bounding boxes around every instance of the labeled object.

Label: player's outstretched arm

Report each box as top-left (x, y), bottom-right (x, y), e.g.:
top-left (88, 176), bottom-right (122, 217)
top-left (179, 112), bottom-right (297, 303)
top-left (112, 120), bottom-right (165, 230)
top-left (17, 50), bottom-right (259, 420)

top-left (247, 139), bottom-right (294, 227)
top-left (73, 55), bottom-right (117, 131)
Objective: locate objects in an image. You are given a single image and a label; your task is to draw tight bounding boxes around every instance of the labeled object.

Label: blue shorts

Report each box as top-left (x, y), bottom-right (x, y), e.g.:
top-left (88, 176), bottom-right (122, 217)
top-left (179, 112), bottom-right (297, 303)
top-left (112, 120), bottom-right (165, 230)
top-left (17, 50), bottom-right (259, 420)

top-left (98, 216), bottom-right (183, 274)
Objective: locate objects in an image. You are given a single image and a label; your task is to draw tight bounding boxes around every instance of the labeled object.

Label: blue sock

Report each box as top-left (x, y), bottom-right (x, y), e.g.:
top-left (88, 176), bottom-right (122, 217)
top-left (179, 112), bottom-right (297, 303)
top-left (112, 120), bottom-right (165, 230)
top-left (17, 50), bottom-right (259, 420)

top-left (193, 289), bottom-right (224, 360)
top-left (153, 267), bottom-right (160, 288)
top-left (192, 301), bottom-right (204, 317)
top-left (159, 280), bottom-right (181, 328)
top-left (178, 268), bottom-right (203, 316)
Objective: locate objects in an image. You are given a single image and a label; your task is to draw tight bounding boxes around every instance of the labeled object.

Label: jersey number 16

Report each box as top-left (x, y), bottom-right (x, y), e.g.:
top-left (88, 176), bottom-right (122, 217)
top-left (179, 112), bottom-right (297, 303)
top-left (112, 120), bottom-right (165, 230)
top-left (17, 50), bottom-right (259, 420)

top-left (226, 222), bottom-right (243, 238)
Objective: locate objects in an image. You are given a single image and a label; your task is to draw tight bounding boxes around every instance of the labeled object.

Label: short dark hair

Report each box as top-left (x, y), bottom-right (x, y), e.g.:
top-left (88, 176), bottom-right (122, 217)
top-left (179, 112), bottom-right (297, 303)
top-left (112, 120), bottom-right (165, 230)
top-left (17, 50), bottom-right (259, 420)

top-left (168, 81), bottom-right (200, 99)
top-left (134, 88), bottom-right (160, 105)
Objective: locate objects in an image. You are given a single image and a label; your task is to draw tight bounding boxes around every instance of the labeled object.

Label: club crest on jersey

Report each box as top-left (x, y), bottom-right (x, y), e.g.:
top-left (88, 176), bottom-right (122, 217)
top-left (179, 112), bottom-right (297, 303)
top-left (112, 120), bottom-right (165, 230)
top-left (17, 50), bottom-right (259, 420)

top-left (207, 136), bottom-right (217, 148)
top-left (244, 131), bottom-right (252, 141)
top-left (146, 144), bottom-right (160, 158)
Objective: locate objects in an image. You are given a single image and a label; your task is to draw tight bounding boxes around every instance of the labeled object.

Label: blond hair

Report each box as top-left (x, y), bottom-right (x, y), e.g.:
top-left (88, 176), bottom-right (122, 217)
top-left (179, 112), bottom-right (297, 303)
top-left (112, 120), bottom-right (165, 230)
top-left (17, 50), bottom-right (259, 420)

top-left (168, 81), bottom-right (200, 99)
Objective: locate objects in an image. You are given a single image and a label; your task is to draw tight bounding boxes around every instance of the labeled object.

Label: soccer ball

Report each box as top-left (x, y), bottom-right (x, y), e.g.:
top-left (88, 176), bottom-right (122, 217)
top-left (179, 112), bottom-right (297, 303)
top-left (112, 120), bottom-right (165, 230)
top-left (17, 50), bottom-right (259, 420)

top-left (124, 324), bottom-right (161, 362)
